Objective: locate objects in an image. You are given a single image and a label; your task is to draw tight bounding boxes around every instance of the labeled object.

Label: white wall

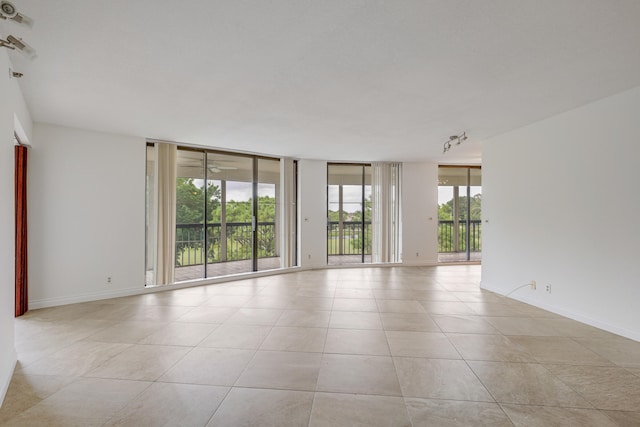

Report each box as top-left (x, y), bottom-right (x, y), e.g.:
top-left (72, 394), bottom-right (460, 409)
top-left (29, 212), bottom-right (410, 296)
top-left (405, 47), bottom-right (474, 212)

top-left (298, 160), bottom-right (327, 268)
top-left (482, 86), bottom-right (640, 340)
top-left (401, 162), bottom-right (439, 265)
top-left (29, 123), bottom-right (146, 307)
top-left (0, 51), bottom-right (32, 405)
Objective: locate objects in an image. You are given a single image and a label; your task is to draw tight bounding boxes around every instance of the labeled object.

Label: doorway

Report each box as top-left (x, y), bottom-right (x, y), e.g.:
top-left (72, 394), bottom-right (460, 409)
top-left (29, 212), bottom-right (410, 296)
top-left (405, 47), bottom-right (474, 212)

top-left (15, 134), bottom-right (28, 316)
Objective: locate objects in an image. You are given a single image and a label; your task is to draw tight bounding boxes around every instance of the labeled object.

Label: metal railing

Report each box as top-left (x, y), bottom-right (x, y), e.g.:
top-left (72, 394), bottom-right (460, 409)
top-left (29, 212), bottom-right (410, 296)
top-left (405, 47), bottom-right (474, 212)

top-left (176, 219), bottom-right (478, 264)
top-left (175, 222), bottom-right (276, 267)
top-left (327, 221), bottom-right (372, 255)
top-left (438, 219), bottom-right (482, 252)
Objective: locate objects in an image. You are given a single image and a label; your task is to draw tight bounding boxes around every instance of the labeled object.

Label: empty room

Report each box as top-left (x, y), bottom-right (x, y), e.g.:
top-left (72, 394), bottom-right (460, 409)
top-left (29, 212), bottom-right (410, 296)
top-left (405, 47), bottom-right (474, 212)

top-left (1, 1), bottom-right (639, 426)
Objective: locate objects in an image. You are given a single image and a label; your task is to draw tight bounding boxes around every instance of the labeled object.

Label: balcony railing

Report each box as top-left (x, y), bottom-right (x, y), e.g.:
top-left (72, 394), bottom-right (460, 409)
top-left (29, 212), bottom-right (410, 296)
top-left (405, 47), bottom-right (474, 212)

top-left (176, 220), bottom-right (477, 265)
top-left (327, 221), bottom-right (372, 255)
top-left (438, 219), bottom-right (482, 252)
top-left (328, 220), bottom-right (481, 256)
top-left (175, 222), bottom-right (276, 267)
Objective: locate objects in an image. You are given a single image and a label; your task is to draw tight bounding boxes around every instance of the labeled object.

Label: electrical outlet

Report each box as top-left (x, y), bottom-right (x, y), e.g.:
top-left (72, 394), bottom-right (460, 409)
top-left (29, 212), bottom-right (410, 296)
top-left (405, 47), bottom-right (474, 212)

top-left (546, 284), bottom-right (551, 293)
top-left (530, 280), bottom-right (536, 290)
top-left (107, 277), bottom-right (112, 284)
top-left (416, 252), bottom-right (419, 257)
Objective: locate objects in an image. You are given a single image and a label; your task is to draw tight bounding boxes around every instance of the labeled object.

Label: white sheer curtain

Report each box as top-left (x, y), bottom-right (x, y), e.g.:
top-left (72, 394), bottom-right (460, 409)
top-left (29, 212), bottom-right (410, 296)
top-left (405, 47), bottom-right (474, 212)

top-left (154, 143), bottom-right (177, 285)
top-left (371, 162), bottom-right (402, 263)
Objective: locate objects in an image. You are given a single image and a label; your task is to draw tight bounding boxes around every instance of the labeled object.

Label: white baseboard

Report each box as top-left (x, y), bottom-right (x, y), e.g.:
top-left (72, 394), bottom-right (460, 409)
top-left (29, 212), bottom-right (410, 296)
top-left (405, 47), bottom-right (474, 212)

top-left (30, 264), bottom-right (418, 309)
top-left (29, 267), bottom-right (304, 309)
top-left (401, 260), bottom-right (438, 267)
top-left (481, 282), bottom-right (640, 342)
top-left (29, 286), bottom-right (148, 309)
top-left (0, 349), bottom-right (17, 408)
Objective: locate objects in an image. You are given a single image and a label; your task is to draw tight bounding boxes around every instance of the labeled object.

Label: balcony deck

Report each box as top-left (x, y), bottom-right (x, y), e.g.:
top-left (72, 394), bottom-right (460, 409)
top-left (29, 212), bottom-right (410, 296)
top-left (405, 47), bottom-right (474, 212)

top-left (174, 257), bottom-right (282, 282)
top-left (174, 254), bottom-right (375, 282)
top-left (438, 252), bottom-right (482, 263)
top-left (171, 252), bottom-right (480, 283)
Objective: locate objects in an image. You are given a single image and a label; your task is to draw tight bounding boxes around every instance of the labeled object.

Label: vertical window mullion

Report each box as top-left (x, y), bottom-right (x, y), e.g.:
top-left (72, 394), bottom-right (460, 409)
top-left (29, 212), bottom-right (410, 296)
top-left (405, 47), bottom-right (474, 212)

top-left (252, 157), bottom-right (259, 271)
top-left (466, 167), bottom-right (471, 261)
top-left (203, 151), bottom-right (208, 278)
top-left (361, 165), bottom-right (365, 263)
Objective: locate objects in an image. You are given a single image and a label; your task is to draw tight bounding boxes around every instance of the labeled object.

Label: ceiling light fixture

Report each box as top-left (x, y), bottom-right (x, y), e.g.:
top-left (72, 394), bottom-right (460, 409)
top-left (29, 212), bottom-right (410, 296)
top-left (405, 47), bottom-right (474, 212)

top-left (0, 34), bottom-right (36, 58)
top-left (0, 0), bottom-right (16, 17)
top-left (0, 1), bottom-right (36, 61)
top-left (0, 0), bottom-right (32, 27)
top-left (9, 67), bottom-right (23, 78)
top-left (443, 132), bottom-right (468, 154)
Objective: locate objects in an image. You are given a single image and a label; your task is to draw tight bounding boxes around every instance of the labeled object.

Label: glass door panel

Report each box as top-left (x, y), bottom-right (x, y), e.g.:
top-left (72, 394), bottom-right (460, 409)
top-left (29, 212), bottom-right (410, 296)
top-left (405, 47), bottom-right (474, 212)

top-left (175, 149), bottom-right (206, 281)
top-left (342, 181), bottom-right (363, 264)
top-left (363, 166), bottom-right (372, 263)
top-left (327, 181), bottom-right (340, 260)
top-left (206, 153), bottom-right (253, 277)
top-left (469, 168), bottom-right (482, 261)
top-left (257, 158), bottom-right (280, 271)
top-left (145, 145), bottom-right (156, 286)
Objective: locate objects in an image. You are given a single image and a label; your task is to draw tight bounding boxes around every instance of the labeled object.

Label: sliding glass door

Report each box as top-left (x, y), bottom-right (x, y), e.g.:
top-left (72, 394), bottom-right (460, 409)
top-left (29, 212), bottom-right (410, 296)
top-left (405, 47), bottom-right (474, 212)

top-left (327, 164), bottom-right (372, 265)
top-left (257, 158), bottom-right (280, 271)
top-left (174, 149), bottom-right (207, 281)
top-left (145, 145), bottom-right (156, 286)
top-left (205, 152), bottom-right (254, 277)
top-left (147, 144), bottom-right (286, 284)
top-left (437, 166), bottom-right (482, 262)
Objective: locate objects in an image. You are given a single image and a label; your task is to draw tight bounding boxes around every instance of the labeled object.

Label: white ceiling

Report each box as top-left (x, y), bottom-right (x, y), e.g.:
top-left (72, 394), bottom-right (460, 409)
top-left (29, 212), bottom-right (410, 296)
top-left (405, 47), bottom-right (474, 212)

top-left (4, 0), bottom-right (640, 163)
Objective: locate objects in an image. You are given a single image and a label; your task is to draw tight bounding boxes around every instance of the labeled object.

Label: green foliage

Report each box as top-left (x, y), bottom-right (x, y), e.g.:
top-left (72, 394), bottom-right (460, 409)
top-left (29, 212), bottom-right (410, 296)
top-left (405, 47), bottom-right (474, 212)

top-left (438, 193), bottom-right (482, 253)
top-left (438, 203), bottom-right (453, 221)
top-left (174, 179), bottom-right (277, 266)
top-left (175, 178), bottom-right (221, 224)
top-left (257, 196), bottom-right (276, 222)
top-left (208, 195), bottom-right (276, 223)
top-left (327, 222), bottom-right (371, 255)
top-left (327, 195), bottom-right (372, 255)
top-left (438, 193), bottom-right (482, 220)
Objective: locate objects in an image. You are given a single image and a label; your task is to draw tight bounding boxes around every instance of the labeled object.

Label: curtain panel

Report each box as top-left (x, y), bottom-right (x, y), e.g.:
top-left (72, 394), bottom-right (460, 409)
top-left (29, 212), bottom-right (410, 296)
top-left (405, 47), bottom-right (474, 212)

top-left (371, 162), bottom-right (402, 263)
top-left (154, 143), bottom-right (177, 285)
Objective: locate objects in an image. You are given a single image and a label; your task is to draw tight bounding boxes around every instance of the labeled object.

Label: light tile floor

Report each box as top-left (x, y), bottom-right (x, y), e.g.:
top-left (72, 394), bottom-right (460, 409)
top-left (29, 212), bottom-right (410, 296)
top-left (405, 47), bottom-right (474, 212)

top-left (2, 265), bottom-right (640, 426)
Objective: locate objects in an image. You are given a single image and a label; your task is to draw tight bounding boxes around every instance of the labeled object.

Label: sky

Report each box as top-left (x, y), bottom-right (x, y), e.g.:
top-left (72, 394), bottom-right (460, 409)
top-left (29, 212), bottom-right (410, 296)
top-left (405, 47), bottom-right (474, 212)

top-left (192, 179), bottom-right (275, 201)
top-left (195, 179), bottom-right (480, 211)
top-left (438, 186), bottom-right (482, 205)
top-left (328, 185), bottom-right (371, 213)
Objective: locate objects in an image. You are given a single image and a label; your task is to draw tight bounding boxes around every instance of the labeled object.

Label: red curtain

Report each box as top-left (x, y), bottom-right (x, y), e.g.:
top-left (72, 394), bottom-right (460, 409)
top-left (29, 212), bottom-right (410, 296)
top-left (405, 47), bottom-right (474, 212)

top-left (15, 145), bottom-right (28, 317)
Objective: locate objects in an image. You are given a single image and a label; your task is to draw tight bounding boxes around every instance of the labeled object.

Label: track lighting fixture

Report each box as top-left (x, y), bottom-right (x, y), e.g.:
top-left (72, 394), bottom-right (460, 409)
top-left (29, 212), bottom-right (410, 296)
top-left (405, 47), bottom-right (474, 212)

top-left (443, 132), bottom-right (468, 154)
top-left (0, 34), bottom-right (36, 59)
top-left (0, 0), bottom-right (32, 27)
top-left (0, 1), bottom-right (36, 61)
top-left (9, 66), bottom-right (22, 78)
